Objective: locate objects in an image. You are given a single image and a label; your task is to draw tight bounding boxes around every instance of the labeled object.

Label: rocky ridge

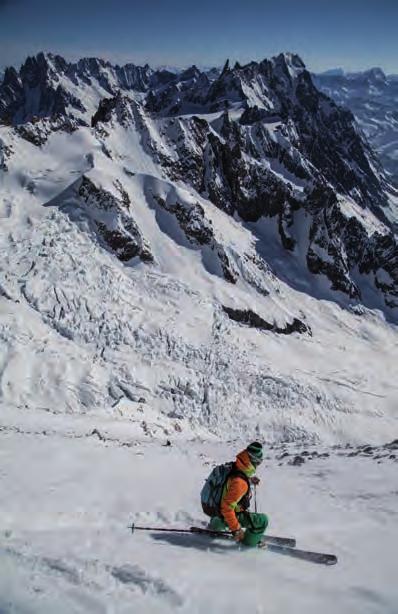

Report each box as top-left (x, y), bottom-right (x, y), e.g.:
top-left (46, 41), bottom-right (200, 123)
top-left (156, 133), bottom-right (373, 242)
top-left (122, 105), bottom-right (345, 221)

top-left (1, 51), bottom-right (398, 316)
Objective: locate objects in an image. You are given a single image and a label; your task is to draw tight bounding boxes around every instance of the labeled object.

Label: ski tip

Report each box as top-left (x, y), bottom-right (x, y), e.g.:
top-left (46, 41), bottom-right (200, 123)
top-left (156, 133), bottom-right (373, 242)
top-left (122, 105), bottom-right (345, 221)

top-left (265, 543), bottom-right (338, 565)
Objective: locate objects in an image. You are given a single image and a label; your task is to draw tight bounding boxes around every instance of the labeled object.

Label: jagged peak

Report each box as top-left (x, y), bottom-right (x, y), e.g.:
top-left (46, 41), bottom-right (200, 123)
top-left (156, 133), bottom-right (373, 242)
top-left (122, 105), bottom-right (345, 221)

top-left (21, 51), bottom-right (68, 72)
top-left (17, 51), bottom-right (69, 86)
top-left (221, 59), bottom-right (230, 75)
top-left (151, 68), bottom-right (177, 86)
top-left (119, 61), bottom-right (152, 73)
top-left (269, 52), bottom-right (306, 78)
top-left (205, 67), bottom-right (221, 81)
top-left (180, 65), bottom-right (201, 81)
top-left (2, 65), bottom-right (21, 88)
top-left (76, 56), bottom-right (113, 73)
top-left (214, 52), bottom-right (307, 86)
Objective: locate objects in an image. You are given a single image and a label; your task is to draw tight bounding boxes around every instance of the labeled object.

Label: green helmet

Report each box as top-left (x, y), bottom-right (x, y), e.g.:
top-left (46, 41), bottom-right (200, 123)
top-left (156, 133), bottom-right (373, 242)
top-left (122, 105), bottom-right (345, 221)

top-left (246, 441), bottom-right (263, 466)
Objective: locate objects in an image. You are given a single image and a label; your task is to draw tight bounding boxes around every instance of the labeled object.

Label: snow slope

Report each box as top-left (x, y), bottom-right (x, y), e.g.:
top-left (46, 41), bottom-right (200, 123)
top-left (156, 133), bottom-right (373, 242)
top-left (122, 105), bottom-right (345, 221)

top-left (0, 411), bottom-right (397, 613)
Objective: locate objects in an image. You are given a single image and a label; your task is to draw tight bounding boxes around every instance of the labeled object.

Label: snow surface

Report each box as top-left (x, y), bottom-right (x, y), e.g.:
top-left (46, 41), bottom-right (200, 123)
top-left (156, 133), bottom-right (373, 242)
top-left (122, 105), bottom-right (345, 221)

top-left (0, 410), bottom-right (397, 613)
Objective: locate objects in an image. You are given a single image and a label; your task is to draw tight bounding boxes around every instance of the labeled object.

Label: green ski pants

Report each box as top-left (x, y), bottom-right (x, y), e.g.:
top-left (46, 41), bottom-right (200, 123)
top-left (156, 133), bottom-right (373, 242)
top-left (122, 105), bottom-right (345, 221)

top-left (208, 511), bottom-right (268, 547)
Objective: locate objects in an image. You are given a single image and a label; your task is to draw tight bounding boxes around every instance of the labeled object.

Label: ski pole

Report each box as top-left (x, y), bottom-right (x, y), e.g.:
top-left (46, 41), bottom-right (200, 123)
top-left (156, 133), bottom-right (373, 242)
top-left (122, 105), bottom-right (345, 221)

top-left (254, 484), bottom-right (258, 513)
top-left (128, 524), bottom-right (233, 538)
top-left (129, 524), bottom-right (194, 535)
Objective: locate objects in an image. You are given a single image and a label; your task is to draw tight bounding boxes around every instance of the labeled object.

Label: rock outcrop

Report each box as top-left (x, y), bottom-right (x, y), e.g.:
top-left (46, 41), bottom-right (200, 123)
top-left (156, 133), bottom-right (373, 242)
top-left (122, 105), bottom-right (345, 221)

top-left (76, 176), bottom-right (153, 263)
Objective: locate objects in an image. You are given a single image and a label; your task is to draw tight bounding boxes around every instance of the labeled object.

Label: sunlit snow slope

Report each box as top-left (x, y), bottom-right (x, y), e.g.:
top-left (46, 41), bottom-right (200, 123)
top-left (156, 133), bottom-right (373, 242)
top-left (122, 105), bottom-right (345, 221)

top-left (1, 416), bottom-right (398, 613)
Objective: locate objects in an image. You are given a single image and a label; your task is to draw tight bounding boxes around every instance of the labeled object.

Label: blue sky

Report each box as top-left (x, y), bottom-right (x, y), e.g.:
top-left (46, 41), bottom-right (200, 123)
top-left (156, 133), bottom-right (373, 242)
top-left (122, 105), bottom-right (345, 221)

top-left (1, 0), bottom-right (397, 73)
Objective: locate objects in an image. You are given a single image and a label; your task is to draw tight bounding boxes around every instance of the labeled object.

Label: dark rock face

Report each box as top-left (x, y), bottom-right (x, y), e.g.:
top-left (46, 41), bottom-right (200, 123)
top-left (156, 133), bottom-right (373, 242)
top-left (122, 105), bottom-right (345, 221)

top-left (0, 138), bottom-right (13, 170)
top-left (91, 92), bottom-right (137, 128)
top-left (153, 109), bottom-right (303, 226)
top-left (15, 115), bottom-right (85, 146)
top-left (77, 177), bottom-right (153, 263)
top-left (364, 234), bottom-right (398, 308)
top-left (222, 306), bottom-right (311, 335)
top-left (95, 221), bottom-right (152, 262)
top-left (307, 204), bottom-right (363, 298)
top-left (152, 195), bottom-right (238, 283)
top-left (91, 96), bottom-right (119, 127)
top-left (0, 52), bottom-right (86, 127)
top-left (153, 195), bottom-right (214, 245)
top-left (223, 306), bottom-right (273, 330)
top-left (308, 203), bottom-right (398, 305)
top-left (0, 52), bottom-right (152, 130)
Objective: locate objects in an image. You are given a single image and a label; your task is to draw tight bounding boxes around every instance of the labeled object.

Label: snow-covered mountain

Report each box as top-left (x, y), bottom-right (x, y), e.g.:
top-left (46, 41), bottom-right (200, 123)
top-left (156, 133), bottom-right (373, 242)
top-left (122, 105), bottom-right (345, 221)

top-left (314, 67), bottom-right (398, 189)
top-left (1, 51), bottom-right (398, 443)
top-left (2, 50), bottom-right (398, 614)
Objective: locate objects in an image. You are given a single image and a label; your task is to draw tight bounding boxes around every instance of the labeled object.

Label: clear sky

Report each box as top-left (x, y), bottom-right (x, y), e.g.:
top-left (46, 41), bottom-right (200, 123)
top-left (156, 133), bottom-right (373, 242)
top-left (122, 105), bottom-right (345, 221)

top-left (1, 0), bottom-right (397, 74)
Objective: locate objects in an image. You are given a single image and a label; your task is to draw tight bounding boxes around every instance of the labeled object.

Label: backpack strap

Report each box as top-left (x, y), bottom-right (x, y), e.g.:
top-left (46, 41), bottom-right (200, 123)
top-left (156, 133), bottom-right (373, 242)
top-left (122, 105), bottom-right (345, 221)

top-left (228, 464), bottom-right (251, 486)
top-left (226, 464), bottom-right (252, 510)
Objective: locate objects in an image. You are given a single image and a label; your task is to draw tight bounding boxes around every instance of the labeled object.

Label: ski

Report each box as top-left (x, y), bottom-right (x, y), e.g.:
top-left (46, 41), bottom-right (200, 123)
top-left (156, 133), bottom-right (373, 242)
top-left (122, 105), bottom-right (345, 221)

top-left (189, 526), bottom-right (296, 548)
top-left (129, 524), bottom-right (335, 563)
top-left (261, 542), bottom-right (337, 565)
top-left (129, 524), bottom-right (296, 548)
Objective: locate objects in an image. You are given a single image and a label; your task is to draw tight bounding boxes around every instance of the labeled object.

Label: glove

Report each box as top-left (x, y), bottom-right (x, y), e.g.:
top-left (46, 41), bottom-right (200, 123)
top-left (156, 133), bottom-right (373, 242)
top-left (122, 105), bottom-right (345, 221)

top-left (232, 528), bottom-right (245, 542)
top-left (250, 476), bottom-right (260, 485)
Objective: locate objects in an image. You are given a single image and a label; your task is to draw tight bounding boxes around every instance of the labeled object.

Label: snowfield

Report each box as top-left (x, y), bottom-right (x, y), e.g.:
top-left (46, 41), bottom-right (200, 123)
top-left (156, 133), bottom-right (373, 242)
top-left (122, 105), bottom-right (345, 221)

top-left (1, 410), bottom-right (398, 613)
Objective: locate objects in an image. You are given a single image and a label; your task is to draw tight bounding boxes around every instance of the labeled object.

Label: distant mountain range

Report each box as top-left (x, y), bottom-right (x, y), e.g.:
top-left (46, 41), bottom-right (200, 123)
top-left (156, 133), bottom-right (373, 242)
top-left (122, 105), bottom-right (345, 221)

top-left (314, 67), bottom-right (398, 187)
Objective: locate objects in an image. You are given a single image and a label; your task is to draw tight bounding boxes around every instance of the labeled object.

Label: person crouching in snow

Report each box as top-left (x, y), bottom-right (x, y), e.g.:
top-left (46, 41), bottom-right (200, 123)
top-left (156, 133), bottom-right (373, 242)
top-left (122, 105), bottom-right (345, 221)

top-left (201, 442), bottom-right (268, 547)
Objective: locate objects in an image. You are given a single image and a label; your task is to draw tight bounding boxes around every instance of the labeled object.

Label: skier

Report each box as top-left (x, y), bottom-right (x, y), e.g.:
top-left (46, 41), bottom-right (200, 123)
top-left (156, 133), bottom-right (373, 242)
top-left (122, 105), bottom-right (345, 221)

top-left (201, 442), bottom-right (268, 547)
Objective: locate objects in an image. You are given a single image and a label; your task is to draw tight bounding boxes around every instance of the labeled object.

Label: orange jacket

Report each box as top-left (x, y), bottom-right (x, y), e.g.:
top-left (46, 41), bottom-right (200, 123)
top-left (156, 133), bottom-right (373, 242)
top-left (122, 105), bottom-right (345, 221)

top-left (220, 450), bottom-right (255, 532)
